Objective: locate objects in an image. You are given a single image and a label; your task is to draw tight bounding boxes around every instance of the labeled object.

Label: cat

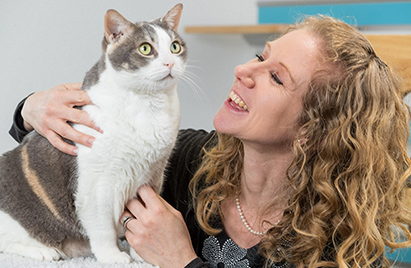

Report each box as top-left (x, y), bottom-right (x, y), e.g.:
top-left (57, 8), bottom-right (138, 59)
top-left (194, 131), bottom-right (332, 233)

top-left (0, 3), bottom-right (185, 264)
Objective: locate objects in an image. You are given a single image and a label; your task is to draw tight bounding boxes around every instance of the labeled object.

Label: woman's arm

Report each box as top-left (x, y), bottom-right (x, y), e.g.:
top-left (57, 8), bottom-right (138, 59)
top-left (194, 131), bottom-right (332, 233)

top-left (9, 83), bottom-right (100, 155)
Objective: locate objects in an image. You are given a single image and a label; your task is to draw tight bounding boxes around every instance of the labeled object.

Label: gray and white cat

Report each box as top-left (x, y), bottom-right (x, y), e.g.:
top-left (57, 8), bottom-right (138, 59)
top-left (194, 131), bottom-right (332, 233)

top-left (0, 3), bottom-right (185, 263)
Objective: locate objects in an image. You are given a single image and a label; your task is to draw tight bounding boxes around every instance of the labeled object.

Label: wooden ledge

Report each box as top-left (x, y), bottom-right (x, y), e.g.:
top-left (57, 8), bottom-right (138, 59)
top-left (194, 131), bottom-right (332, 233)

top-left (185, 24), bottom-right (289, 34)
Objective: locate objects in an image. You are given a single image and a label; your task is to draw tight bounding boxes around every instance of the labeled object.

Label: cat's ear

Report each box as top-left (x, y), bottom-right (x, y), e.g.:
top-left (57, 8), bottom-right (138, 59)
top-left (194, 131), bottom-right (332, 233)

top-left (160, 3), bottom-right (183, 32)
top-left (104, 10), bottom-right (133, 44)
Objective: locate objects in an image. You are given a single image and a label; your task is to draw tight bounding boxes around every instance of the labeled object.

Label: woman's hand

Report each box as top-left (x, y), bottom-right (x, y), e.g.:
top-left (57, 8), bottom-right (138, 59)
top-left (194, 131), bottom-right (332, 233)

top-left (21, 83), bottom-right (100, 155)
top-left (122, 185), bottom-right (198, 267)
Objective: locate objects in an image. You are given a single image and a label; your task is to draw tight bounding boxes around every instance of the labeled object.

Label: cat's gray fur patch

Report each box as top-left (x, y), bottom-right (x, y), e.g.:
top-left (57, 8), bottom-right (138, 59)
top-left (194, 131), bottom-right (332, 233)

top-left (0, 132), bottom-right (90, 256)
top-left (82, 54), bottom-right (106, 91)
top-left (108, 23), bottom-right (157, 72)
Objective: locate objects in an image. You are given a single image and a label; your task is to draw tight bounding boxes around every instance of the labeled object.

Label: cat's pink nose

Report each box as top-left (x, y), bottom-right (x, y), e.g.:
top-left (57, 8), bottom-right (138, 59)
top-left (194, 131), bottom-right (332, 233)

top-left (164, 62), bottom-right (175, 70)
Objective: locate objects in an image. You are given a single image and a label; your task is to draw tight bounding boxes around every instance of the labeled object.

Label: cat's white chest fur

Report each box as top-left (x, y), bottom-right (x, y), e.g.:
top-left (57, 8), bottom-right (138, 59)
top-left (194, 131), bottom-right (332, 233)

top-left (72, 64), bottom-right (180, 257)
top-left (74, 69), bottom-right (180, 196)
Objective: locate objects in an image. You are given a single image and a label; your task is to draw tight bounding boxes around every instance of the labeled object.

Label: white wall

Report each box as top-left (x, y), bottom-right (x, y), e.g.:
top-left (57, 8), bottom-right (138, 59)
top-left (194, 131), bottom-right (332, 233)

top-left (0, 0), bottom-right (259, 153)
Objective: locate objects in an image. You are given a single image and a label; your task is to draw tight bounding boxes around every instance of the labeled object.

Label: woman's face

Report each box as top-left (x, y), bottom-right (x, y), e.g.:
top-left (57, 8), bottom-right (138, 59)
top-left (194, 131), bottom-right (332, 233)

top-left (213, 29), bottom-right (321, 151)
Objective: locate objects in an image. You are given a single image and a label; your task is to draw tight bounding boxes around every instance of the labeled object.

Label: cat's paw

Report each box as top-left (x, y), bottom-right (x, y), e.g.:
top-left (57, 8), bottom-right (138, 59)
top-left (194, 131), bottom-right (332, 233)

top-left (19, 245), bottom-right (61, 261)
top-left (98, 251), bottom-right (132, 264)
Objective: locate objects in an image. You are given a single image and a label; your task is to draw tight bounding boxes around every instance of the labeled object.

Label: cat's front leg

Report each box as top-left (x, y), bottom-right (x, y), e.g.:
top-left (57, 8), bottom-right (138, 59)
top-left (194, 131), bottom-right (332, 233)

top-left (76, 178), bottom-right (131, 264)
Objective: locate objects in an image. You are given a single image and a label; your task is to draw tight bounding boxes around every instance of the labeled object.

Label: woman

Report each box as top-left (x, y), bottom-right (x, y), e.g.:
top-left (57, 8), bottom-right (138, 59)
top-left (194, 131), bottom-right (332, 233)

top-left (9, 16), bottom-right (411, 267)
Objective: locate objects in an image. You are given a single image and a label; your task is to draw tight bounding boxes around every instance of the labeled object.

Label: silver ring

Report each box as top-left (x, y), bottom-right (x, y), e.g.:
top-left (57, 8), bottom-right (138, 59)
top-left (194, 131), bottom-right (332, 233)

top-left (122, 216), bottom-right (134, 228)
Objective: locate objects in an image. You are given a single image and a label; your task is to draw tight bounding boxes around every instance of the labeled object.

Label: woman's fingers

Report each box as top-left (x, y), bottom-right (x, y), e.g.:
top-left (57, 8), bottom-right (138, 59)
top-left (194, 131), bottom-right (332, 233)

top-left (60, 82), bottom-right (82, 92)
top-left (121, 211), bottom-right (136, 230)
top-left (21, 83), bottom-right (101, 155)
top-left (121, 185), bottom-right (198, 267)
top-left (42, 128), bottom-right (76, 155)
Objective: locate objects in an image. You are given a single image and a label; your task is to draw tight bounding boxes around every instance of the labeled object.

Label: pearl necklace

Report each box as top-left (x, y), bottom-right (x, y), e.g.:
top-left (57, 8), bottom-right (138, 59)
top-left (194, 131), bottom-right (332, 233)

top-left (235, 196), bottom-right (280, 236)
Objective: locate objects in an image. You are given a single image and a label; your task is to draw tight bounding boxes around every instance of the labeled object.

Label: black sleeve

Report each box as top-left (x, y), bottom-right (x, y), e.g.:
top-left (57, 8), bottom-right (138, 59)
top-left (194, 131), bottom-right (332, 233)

top-left (8, 95), bottom-right (32, 143)
top-left (185, 257), bottom-right (211, 268)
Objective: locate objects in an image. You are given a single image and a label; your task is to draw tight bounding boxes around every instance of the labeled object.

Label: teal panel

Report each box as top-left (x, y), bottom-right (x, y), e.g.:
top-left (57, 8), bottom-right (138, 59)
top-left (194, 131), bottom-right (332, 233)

top-left (258, 2), bottom-right (411, 25)
top-left (386, 247), bottom-right (411, 264)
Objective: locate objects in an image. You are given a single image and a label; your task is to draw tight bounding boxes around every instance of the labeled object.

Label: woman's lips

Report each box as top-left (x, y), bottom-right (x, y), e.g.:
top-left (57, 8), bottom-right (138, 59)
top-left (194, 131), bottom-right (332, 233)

top-left (228, 91), bottom-right (249, 112)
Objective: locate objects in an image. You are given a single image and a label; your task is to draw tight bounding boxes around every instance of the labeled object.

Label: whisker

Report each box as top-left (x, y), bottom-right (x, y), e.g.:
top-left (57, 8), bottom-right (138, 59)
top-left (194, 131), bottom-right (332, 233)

top-left (179, 70), bottom-right (209, 110)
top-left (184, 64), bottom-right (202, 70)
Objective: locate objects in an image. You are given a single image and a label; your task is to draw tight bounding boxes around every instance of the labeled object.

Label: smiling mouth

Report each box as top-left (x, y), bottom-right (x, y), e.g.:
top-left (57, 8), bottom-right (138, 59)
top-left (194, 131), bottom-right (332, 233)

top-left (228, 91), bottom-right (249, 112)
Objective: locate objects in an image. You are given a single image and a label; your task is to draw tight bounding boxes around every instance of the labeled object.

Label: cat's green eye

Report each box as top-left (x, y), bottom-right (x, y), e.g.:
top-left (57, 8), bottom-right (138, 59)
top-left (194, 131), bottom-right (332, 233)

top-left (170, 41), bottom-right (181, 54)
top-left (139, 43), bottom-right (152, 56)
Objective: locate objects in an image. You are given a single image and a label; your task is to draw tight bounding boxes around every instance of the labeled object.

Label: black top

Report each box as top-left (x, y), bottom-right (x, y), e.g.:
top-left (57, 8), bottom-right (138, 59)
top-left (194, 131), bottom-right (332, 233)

top-left (162, 129), bottom-right (291, 268)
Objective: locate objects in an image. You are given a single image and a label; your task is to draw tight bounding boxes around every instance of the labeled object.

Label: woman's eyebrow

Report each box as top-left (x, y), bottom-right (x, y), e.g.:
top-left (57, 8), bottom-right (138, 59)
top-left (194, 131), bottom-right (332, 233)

top-left (279, 62), bottom-right (295, 85)
top-left (266, 42), bottom-right (296, 85)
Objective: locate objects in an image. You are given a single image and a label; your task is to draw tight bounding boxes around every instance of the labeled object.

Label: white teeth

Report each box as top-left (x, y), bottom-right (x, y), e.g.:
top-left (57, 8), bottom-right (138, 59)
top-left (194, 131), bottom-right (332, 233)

top-left (229, 91), bottom-right (249, 111)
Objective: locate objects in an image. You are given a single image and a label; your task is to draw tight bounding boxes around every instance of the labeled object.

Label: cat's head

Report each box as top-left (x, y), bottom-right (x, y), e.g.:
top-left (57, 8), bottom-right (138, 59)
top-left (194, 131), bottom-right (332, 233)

top-left (102, 4), bottom-right (186, 93)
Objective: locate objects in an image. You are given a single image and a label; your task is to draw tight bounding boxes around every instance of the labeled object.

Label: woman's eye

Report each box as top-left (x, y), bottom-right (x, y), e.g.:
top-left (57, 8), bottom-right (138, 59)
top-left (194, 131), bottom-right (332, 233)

top-left (256, 54), bottom-right (264, 62)
top-left (256, 54), bottom-right (283, 85)
top-left (271, 73), bottom-right (283, 85)
top-left (170, 41), bottom-right (181, 54)
top-left (139, 43), bottom-right (153, 56)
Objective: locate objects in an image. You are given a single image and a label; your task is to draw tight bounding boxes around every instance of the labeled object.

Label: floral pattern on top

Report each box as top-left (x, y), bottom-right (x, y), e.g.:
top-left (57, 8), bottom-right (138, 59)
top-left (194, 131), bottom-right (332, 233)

top-left (202, 236), bottom-right (250, 268)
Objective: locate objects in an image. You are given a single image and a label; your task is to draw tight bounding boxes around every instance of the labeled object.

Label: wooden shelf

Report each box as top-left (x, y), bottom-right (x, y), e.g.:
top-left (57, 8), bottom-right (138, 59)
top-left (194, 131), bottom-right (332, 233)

top-left (363, 34), bottom-right (411, 92)
top-left (185, 24), bottom-right (289, 34)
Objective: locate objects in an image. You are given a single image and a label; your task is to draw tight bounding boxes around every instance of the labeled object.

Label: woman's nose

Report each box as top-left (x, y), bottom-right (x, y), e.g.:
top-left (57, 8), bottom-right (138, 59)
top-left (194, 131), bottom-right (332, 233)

top-left (234, 62), bottom-right (256, 88)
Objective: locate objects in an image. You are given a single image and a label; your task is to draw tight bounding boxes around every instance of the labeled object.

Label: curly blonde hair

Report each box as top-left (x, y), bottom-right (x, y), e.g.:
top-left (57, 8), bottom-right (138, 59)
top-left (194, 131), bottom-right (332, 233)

top-left (190, 16), bottom-right (411, 267)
